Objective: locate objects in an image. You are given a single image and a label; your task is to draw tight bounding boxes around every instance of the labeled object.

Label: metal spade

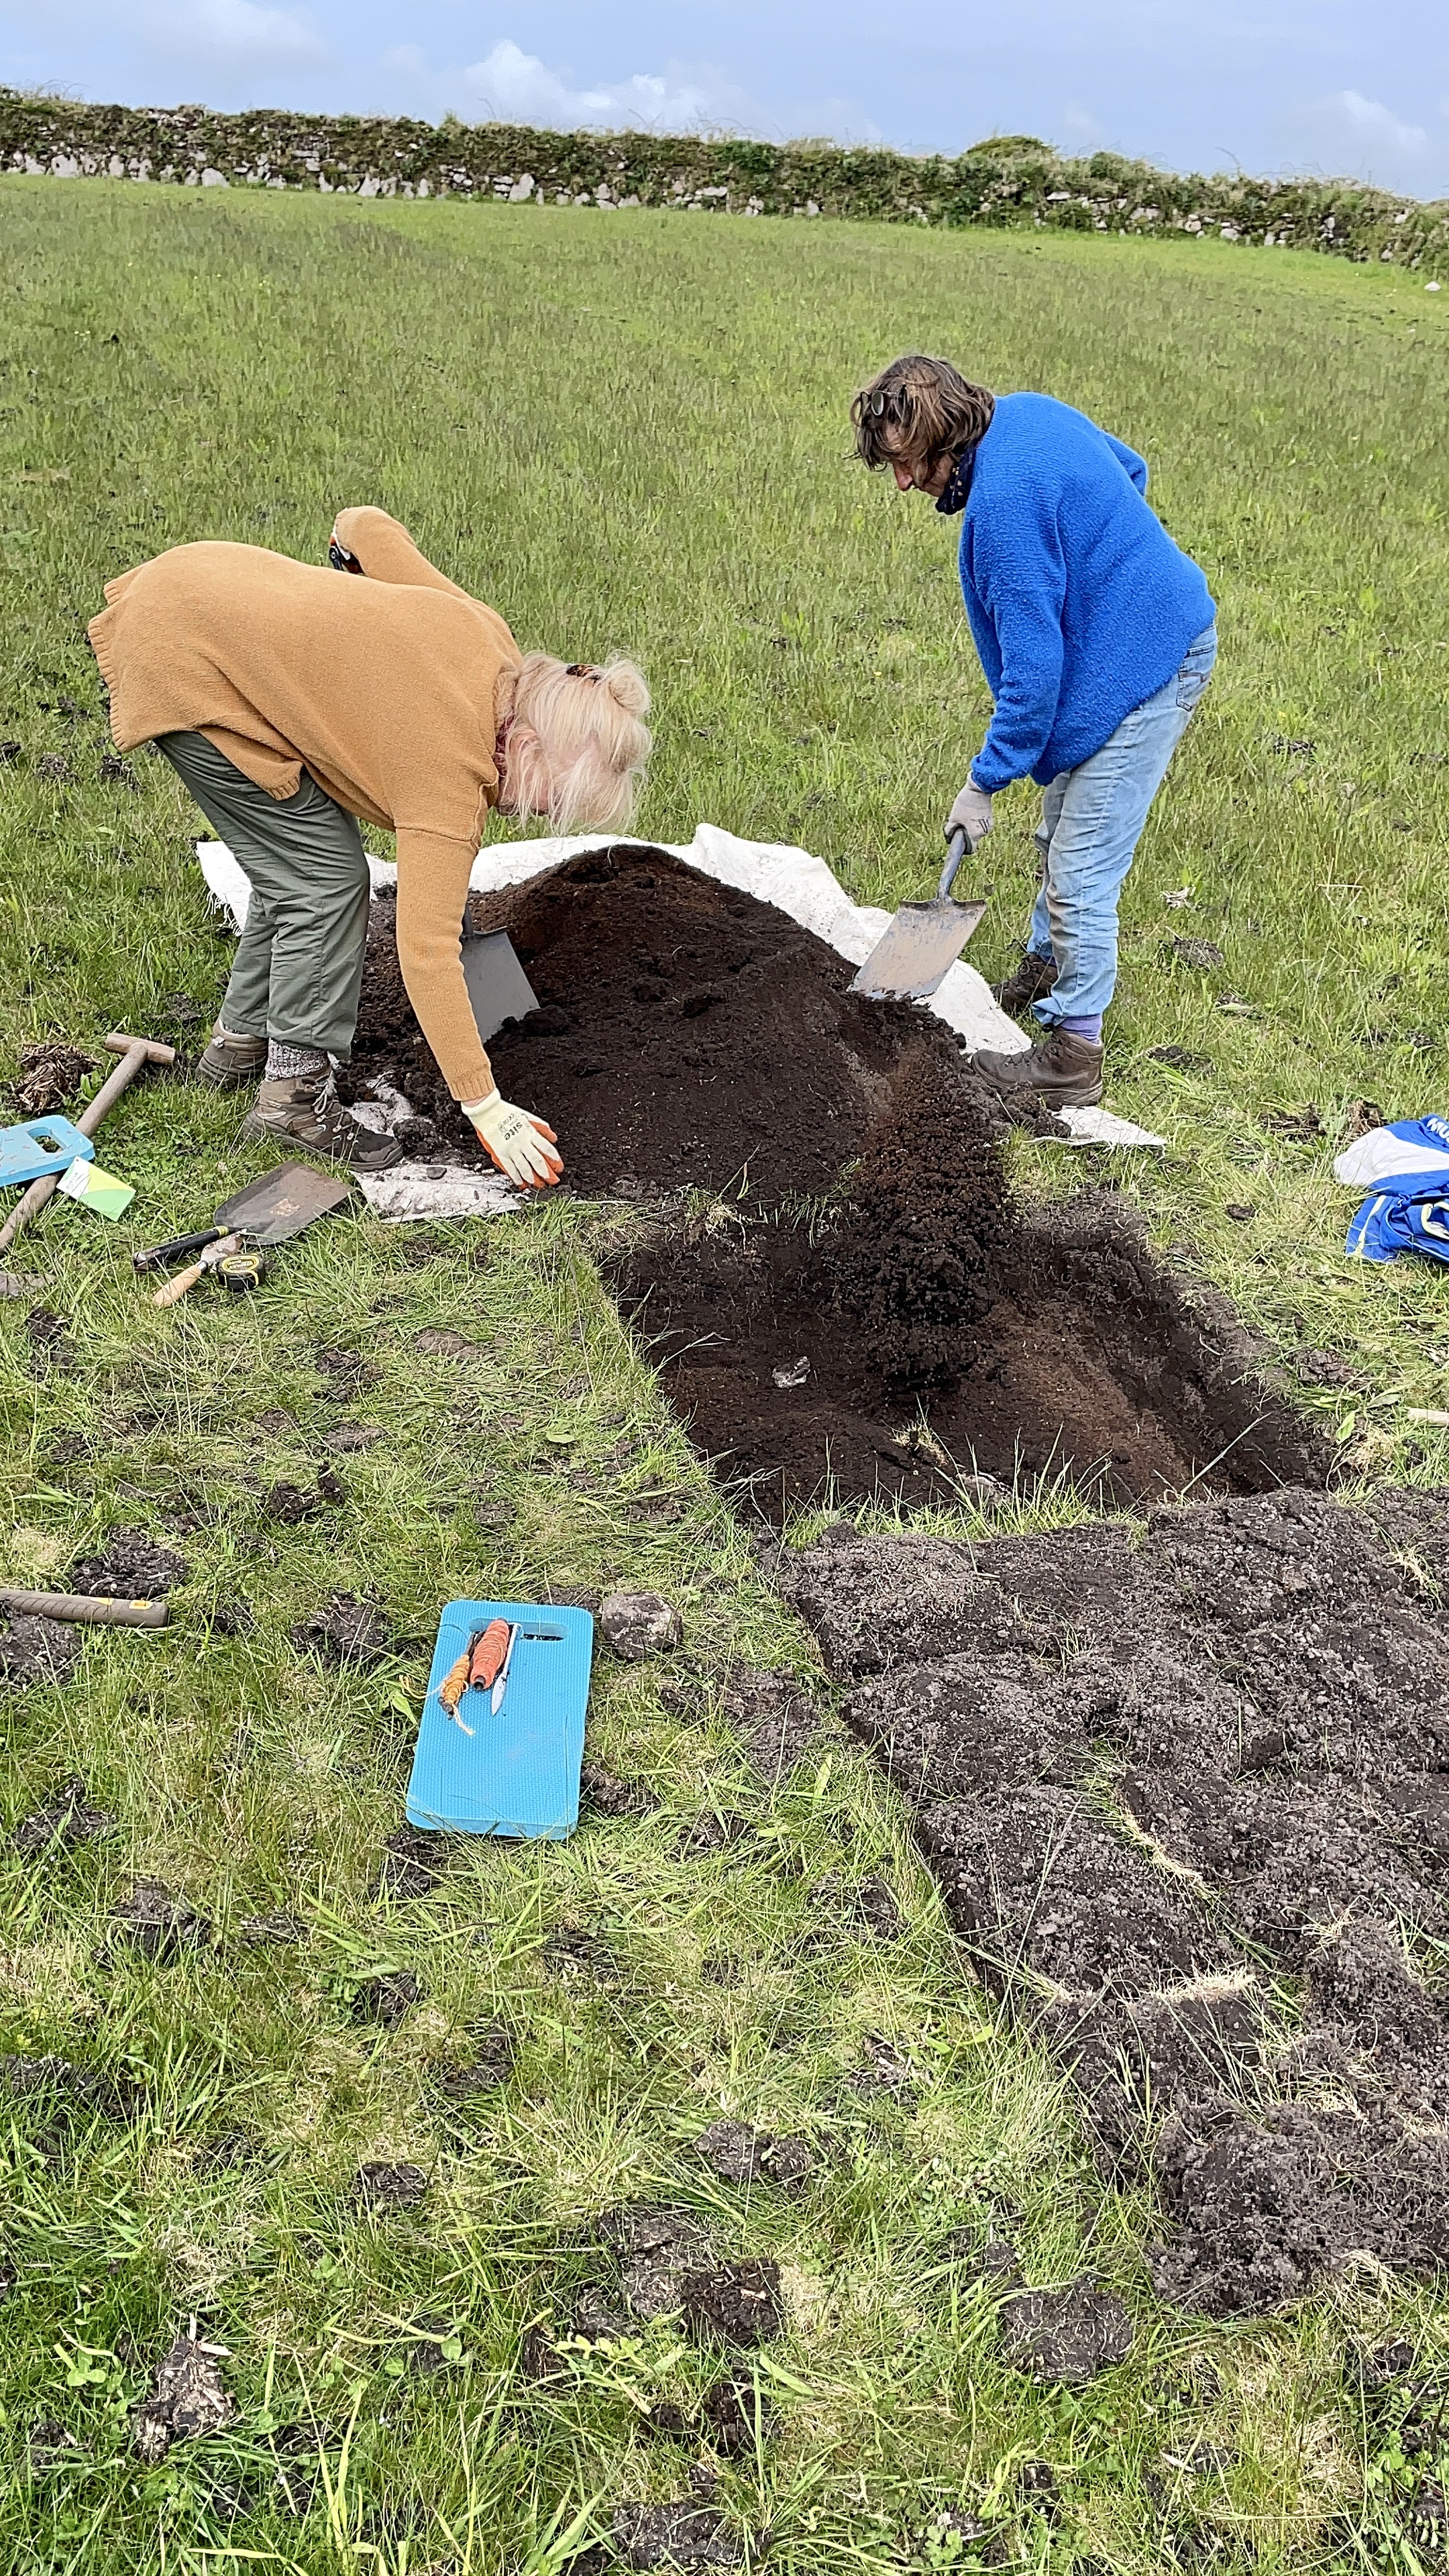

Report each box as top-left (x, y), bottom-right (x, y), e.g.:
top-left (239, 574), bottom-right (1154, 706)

top-left (849, 827), bottom-right (987, 1003)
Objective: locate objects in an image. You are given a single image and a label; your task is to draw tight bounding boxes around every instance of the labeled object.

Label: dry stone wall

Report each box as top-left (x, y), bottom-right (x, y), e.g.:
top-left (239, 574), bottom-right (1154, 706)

top-left (1, 92), bottom-right (1446, 270)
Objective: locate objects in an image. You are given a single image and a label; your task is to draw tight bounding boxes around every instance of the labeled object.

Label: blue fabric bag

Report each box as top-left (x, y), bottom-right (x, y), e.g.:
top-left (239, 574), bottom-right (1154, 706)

top-left (1347, 1183), bottom-right (1449, 1265)
top-left (1340, 1118), bottom-right (1449, 1265)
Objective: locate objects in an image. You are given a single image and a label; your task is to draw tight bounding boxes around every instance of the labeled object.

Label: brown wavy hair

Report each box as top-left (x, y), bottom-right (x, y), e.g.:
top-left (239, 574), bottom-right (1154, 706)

top-left (851, 353), bottom-right (995, 478)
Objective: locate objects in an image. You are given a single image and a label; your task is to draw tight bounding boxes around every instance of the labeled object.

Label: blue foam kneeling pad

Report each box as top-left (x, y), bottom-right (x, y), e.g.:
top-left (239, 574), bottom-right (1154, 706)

top-left (0, 1116), bottom-right (95, 1187)
top-left (406, 1597), bottom-right (592, 1839)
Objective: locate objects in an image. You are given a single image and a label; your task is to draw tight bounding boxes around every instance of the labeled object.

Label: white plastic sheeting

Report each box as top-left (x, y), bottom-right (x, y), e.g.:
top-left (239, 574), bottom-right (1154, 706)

top-left (195, 824), bottom-right (1165, 1163)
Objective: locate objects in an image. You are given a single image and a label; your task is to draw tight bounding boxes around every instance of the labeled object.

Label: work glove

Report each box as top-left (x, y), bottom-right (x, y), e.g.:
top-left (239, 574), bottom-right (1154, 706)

top-left (945, 780), bottom-right (995, 853)
top-left (464, 1089), bottom-right (563, 1189)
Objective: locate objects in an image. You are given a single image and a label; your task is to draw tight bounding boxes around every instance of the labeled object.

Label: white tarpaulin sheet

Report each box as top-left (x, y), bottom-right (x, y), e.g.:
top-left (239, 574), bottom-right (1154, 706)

top-left (196, 825), bottom-right (1164, 1168)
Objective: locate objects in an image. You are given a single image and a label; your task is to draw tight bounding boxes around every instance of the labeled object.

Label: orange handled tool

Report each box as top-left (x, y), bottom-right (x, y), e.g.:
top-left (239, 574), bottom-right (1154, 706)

top-left (467, 1619), bottom-right (513, 1690)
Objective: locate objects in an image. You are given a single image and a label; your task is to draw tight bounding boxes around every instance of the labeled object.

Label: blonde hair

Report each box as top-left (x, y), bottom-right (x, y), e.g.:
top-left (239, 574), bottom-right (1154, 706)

top-left (502, 653), bottom-right (651, 835)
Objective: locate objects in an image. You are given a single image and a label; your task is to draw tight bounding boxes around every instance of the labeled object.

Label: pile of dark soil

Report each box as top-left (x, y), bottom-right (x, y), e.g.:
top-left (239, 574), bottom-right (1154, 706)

top-left (345, 845), bottom-right (963, 1201)
top-left (777, 1489), bottom-right (1449, 2316)
top-left (347, 845), bottom-right (1322, 1517)
top-left (617, 1051), bottom-right (1326, 1518)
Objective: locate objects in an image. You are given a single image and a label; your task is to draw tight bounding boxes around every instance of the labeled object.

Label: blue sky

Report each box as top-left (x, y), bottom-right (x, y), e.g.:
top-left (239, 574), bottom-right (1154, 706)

top-left (3, 0), bottom-right (1447, 199)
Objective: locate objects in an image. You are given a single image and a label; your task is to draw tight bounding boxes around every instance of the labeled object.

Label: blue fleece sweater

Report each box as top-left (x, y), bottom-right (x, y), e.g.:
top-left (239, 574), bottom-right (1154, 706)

top-left (958, 392), bottom-right (1214, 794)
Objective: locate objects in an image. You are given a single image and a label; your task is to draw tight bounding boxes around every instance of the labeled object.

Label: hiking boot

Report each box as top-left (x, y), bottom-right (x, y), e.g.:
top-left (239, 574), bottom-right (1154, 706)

top-left (197, 1023), bottom-right (268, 1089)
top-left (240, 1073), bottom-right (404, 1171)
top-left (991, 948), bottom-right (1059, 1014)
top-left (970, 1026), bottom-right (1105, 1108)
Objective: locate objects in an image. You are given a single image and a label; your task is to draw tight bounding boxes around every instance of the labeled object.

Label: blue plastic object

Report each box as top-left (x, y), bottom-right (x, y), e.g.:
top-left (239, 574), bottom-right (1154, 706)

top-left (0, 1116), bottom-right (95, 1189)
top-left (406, 1598), bottom-right (592, 1839)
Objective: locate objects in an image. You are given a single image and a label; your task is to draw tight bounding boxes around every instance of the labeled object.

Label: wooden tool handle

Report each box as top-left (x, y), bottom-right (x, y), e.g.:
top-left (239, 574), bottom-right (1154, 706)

top-left (152, 1259), bottom-right (205, 1308)
top-left (0, 1587), bottom-right (168, 1629)
top-left (0, 1031), bottom-right (176, 1259)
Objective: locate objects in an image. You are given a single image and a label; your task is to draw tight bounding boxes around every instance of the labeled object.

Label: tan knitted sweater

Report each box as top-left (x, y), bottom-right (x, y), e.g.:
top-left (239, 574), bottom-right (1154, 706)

top-left (89, 506), bottom-right (520, 1103)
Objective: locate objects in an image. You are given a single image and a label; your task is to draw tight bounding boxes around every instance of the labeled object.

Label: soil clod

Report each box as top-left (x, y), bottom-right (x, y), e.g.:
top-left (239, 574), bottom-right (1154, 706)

top-left (600, 1590), bottom-right (682, 1660)
top-left (11, 1776), bottom-right (113, 1852)
top-left (350, 1970), bottom-right (422, 2026)
top-left (2, 2051), bottom-right (138, 2123)
top-left (292, 1594), bottom-right (403, 1666)
top-left (70, 1527), bottom-right (187, 1597)
top-left (132, 2334), bottom-right (235, 2462)
top-left (580, 1762), bottom-right (659, 1819)
top-left (433, 2026), bottom-right (515, 2096)
top-left (611, 2503), bottom-right (741, 2571)
top-left (720, 1667), bottom-right (823, 1779)
top-left (693, 2118), bottom-right (813, 2188)
top-left (0, 1613), bottom-right (80, 1690)
top-left (7, 1041), bottom-right (95, 1116)
top-left (354, 2161), bottom-right (428, 2209)
top-left (1000, 2276), bottom-right (1134, 2385)
top-left (107, 1879), bottom-right (213, 1960)
top-left (25, 1307), bottom-right (77, 1376)
top-left (844, 2034), bottom-right (918, 2100)
top-left (371, 1827), bottom-right (445, 1901)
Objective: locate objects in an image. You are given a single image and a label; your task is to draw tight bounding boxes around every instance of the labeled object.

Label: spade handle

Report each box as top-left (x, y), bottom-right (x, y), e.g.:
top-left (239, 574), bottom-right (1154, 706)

top-left (937, 826), bottom-right (969, 902)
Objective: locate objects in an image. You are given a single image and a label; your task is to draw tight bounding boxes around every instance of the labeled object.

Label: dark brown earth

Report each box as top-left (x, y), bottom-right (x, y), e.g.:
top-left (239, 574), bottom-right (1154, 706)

top-left (348, 848), bottom-right (1322, 1515)
top-left (616, 1051), bottom-right (1326, 1519)
top-left (776, 1491), bottom-right (1449, 2316)
top-left (346, 844), bottom-right (969, 1201)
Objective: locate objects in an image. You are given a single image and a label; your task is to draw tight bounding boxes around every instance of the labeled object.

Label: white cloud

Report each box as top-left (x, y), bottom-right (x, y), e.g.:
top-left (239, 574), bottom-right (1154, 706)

top-left (1334, 89), bottom-right (1428, 154)
top-left (381, 41), bottom-right (427, 77)
top-left (1291, 85), bottom-right (1437, 189)
top-left (461, 36), bottom-right (731, 133)
top-left (138, 0), bottom-right (328, 68)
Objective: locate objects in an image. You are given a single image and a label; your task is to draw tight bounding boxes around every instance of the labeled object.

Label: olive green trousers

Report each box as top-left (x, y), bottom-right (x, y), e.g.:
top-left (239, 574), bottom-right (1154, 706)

top-left (157, 729), bottom-right (370, 1060)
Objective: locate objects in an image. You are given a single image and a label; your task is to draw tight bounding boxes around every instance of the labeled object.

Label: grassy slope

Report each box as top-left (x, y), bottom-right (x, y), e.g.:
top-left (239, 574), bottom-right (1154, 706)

top-left (0, 180), bottom-right (1446, 2572)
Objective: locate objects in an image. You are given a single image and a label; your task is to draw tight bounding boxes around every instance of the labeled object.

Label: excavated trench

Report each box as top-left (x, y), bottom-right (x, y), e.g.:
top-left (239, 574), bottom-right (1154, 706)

top-left (350, 847), bottom-right (1326, 1520)
top-left (332, 855), bottom-right (1446, 2318)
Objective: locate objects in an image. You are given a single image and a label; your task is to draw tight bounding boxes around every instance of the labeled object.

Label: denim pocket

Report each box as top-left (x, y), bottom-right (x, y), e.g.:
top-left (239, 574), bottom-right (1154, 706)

top-left (1175, 624), bottom-right (1218, 711)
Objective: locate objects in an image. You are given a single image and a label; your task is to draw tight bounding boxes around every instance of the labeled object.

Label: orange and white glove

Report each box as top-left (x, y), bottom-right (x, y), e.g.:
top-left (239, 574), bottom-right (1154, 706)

top-left (464, 1089), bottom-right (563, 1189)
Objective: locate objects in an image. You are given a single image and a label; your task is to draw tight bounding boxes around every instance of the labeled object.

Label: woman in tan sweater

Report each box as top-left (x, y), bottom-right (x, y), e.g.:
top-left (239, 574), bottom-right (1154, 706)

top-left (89, 508), bottom-right (651, 1183)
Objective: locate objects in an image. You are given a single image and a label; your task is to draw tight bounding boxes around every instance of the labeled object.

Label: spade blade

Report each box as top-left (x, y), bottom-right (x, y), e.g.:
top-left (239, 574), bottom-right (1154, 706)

top-left (850, 898), bottom-right (987, 1002)
top-left (462, 930), bottom-right (539, 1045)
top-left (214, 1162), bottom-right (352, 1246)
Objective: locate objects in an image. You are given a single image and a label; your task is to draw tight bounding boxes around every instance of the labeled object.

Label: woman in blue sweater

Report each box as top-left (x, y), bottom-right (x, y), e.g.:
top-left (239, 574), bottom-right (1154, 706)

top-left (853, 354), bottom-right (1216, 1107)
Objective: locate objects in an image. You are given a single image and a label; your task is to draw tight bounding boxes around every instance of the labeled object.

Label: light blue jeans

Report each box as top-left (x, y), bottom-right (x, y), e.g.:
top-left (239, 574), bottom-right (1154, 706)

top-left (1026, 621), bottom-right (1218, 1027)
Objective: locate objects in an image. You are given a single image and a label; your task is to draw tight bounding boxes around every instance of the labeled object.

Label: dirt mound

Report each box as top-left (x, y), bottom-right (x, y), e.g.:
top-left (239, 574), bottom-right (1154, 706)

top-left (831, 1046), bottom-right (1013, 1388)
top-left (347, 844), bottom-right (957, 1201)
top-left (779, 1491), bottom-right (1449, 2314)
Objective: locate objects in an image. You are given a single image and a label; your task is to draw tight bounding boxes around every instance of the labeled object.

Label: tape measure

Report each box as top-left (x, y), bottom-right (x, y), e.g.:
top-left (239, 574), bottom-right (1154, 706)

top-left (217, 1248), bottom-right (267, 1293)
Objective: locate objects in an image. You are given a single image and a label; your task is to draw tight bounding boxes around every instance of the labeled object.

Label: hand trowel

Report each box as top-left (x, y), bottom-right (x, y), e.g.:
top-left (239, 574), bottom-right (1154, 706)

top-left (849, 827), bottom-right (987, 1002)
top-left (135, 1161), bottom-right (353, 1298)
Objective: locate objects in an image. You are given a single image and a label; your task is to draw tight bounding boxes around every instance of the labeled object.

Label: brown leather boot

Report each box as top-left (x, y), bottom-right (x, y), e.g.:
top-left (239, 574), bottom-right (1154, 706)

top-left (970, 1026), bottom-right (1104, 1108)
top-left (197, 1022), bottom-right (267, 1089)
top-left (241, 1071), bottom-right (403, 1171)
top-left (991, 948), bottom-right (1059, 1014)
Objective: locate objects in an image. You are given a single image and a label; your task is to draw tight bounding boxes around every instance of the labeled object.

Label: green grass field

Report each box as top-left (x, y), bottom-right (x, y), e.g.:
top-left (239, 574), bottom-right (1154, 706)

top-left (1, 178), bottom-right (1448, 2575)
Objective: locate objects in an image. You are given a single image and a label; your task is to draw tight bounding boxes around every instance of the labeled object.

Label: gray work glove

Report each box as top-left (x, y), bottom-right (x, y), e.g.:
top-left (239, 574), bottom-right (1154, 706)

top-left (945, 780), bottom-right (995, 853)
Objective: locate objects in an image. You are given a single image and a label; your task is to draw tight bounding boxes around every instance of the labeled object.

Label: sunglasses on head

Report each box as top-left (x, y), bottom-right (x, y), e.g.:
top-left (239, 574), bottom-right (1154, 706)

top-left (566, 661), bottom-right (602, 681)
